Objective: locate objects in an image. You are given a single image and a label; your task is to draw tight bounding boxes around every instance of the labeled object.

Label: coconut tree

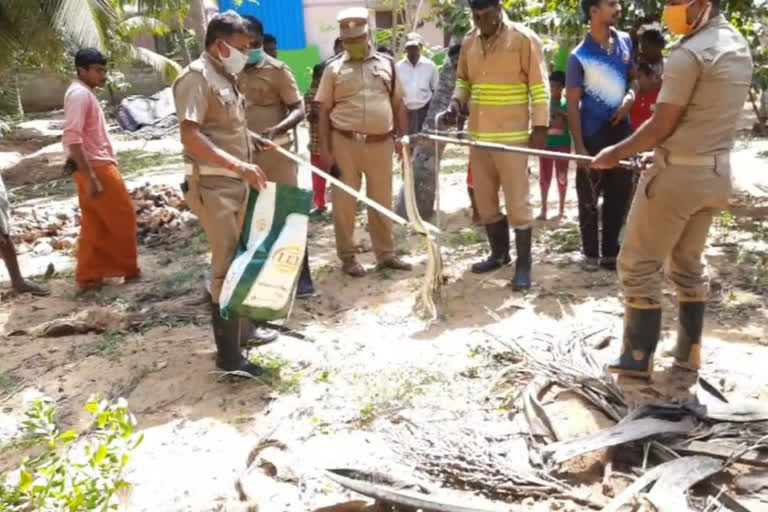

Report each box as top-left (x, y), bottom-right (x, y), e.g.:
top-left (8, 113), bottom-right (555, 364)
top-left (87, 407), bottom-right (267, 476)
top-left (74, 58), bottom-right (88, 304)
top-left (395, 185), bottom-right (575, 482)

top-left (0, 0), bottom-right (181, 117)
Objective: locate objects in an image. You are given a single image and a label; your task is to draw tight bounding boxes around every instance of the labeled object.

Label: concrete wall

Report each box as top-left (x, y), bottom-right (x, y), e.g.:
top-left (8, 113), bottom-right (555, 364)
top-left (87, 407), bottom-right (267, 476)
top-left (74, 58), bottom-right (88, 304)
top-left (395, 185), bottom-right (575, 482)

top-left (1, 65), bottom-right (171, 114)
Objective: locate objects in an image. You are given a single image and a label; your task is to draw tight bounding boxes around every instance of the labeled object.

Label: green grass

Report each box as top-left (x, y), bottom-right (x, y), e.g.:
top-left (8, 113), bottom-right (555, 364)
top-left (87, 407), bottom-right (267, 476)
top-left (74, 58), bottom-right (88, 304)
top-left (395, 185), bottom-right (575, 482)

top-left (447, 227), bottom-right (482, 248)
top-left (0, 373), bottom-right (21, 395)
top-left (246, 353), bottom-right (304, 393)
top-left (69, 329), bottom-right (128, 360)
top-left (117, 150), bottom-right (182, 177)
top-left (138, 266), bottom-right (204, 302)
top-left (537, 223), bottom-right (581, 253)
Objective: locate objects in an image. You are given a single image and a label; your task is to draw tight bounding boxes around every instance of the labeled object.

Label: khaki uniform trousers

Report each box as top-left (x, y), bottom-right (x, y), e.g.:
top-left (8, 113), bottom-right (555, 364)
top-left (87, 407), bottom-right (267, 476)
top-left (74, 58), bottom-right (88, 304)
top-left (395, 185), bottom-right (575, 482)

top-left (618, 154), bottom-right (731, 305)
top-left (253, 143), bottom-right (298, 186)
top-left (184, 174), bottom-right (249, 303)
top-left (331, 130), bottom-right (395, 262)
top-left (470, 147), bottom-right (533, 228)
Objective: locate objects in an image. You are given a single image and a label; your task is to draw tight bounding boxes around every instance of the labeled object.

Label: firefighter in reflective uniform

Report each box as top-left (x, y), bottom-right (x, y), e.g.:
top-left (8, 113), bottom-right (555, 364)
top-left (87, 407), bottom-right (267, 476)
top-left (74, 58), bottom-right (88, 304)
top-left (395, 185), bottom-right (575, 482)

top-left (315, 7), bottom-right (412, 277)
top-left (591, 0), bottom-right (753, 379)
top-left (442, 0), bottom-right (550, 290)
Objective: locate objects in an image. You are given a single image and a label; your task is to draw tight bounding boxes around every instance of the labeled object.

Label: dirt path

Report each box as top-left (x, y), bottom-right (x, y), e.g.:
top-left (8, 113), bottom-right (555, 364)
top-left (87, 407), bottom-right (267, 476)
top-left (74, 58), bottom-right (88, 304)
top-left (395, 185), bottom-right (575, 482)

top-left (1, 122), bottom-right (767, 511)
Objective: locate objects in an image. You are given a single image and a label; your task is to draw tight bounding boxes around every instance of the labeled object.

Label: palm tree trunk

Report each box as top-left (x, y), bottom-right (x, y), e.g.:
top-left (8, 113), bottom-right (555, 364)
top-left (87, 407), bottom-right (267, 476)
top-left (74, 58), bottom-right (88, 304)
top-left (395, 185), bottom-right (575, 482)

top-left (176, 24), bottom-right (192, 65)
top-left (13, 72), bottom-right (24, 120)
top-left (395, 60), bottom-right (458, 219)
top-left (187, 0), bottom-right (207, 54)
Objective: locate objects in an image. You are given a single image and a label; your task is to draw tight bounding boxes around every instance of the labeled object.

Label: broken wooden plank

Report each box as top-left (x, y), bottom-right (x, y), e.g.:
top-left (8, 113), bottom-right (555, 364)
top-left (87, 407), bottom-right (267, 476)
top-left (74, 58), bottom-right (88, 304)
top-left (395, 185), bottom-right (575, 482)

top-left (600, 456), bottom-right (720, 512)
top-left (645, 456), bottom-right (723, 512)
top-left (671, 440), bottom-right (768, 468)
top-left (544, 415), bottom-right (696, 465)
top-left (697, 377), bottom-right (768, 423)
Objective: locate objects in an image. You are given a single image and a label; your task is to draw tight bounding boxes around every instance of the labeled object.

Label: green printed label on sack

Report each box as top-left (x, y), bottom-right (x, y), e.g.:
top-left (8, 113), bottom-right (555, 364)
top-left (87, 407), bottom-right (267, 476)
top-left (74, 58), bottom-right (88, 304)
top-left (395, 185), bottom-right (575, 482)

top-left (219, 182), bottom-right (312, 322)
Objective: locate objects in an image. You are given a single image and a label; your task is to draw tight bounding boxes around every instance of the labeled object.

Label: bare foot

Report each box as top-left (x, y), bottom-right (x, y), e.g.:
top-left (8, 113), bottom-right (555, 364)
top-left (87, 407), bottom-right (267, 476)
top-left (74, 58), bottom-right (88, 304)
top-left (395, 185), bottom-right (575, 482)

top-left (536, 212), bottom-right (547, 221)
top-left (13, 280), bottom-right (50, 297)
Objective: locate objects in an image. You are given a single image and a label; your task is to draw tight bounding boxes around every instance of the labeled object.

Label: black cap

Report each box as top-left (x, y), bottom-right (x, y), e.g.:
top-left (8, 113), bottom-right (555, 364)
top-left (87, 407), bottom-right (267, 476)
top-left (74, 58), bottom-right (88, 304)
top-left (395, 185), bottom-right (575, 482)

top-left (468, 0), bottom-right (501, 9)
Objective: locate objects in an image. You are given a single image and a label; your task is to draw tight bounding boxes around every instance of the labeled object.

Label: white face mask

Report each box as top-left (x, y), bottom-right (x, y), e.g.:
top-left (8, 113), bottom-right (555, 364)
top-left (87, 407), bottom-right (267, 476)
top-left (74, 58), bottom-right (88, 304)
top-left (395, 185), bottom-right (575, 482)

top-left (220, 41), bottom-right (248, 74)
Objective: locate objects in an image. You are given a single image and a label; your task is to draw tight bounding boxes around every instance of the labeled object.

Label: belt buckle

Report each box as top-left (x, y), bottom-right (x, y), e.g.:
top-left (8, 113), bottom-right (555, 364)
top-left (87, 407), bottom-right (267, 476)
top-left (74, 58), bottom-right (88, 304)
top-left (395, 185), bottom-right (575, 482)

top-left (353, 132), bottom-right (366, 143)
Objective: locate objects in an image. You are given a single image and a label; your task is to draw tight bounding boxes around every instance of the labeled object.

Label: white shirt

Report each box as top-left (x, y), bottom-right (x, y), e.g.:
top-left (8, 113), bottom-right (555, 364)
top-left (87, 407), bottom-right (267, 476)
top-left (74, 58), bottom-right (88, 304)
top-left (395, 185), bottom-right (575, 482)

top-left (396, 56), bottom-right (439, 110)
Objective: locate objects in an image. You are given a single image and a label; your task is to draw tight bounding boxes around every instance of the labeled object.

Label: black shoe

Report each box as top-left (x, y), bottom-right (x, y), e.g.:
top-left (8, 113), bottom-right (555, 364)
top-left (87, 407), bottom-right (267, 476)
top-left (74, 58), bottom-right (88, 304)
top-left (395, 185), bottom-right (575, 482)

top-left (239, 318), bottom-right (279, 347)
top-left (471, 219), bottom-right (511, 274)
top-left (209, 301), bottom-right (264, 377)
top-left (512, 228), bottom-right (532, 291)
top-left (599, 257), bottom-right (617, 271)
top-left (607, 305), bottom-right (662, 380)
top-left (296, 250), bottom-right (316, 298)
top-left (665, 301), bottom-right (705, 371)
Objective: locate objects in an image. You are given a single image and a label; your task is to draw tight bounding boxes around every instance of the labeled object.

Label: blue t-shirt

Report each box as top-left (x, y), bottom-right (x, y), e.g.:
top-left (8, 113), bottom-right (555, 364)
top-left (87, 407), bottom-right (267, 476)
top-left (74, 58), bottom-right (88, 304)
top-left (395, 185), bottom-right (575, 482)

top-left (566, 29), bottom-right (633, 138)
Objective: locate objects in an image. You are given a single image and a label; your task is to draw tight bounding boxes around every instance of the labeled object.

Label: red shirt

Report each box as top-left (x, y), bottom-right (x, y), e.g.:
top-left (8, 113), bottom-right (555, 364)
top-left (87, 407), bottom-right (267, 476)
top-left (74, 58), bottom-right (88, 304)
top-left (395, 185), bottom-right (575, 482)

top-left (630, 87), bottom-right (660, 132)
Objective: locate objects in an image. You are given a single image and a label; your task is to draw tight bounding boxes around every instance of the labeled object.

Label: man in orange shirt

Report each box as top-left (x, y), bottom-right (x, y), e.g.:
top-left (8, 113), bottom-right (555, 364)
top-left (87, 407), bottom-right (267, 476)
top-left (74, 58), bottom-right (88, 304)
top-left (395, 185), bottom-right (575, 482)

top-left (62, 49), bottom-right (140, 292)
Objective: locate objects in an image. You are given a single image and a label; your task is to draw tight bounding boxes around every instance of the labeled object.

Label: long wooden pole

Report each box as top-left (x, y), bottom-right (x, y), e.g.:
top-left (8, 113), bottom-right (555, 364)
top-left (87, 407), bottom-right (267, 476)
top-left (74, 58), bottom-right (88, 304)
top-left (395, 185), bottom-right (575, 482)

top-left (413, 133), bottom-right (637, 169)
top-left (253, 135), bottom-right (440, 235)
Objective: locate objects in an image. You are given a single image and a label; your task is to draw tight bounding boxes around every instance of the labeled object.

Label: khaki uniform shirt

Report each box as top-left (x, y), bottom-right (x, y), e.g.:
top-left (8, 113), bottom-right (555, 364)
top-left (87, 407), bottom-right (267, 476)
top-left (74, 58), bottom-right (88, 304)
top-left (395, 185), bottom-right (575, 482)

top-left (453, 16), bottom-right (550, 144)
top-left (659, 15), bottom-right (753, 156)
top-left (173, 53), bottom-right (250, 178)
top-left (240, 55), bottom-right (302, 146)
top-left (315, 50), bottom-right (404, 135)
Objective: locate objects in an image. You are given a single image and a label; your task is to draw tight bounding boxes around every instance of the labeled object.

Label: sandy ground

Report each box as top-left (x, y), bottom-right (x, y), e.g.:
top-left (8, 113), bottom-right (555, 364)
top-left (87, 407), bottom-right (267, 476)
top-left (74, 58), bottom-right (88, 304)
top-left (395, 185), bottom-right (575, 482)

top-left (1, 116), bottom-right (767, 511)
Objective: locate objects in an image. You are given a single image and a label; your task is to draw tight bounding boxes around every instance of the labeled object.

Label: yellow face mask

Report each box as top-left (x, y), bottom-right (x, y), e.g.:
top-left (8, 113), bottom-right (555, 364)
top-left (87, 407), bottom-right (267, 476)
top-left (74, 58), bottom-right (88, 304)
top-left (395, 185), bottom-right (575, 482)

top-left (663, 0), bottom-right (711, 36)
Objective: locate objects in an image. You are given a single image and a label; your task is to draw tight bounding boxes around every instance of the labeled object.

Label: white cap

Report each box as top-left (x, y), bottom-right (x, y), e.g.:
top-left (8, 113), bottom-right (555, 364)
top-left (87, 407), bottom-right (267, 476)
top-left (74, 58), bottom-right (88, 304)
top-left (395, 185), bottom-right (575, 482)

top-left (404, 32), bottom-right (423, 48)
top-left (337, 7), bottom-right (370, 38)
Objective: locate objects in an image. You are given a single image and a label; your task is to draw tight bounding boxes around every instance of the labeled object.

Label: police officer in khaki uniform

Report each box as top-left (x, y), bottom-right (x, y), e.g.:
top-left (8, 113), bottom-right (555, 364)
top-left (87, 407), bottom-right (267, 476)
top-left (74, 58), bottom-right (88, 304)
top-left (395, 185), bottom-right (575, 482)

top-left (315, 7), bottom-right (412, 277)
top-left (173, 12), bottom-right (270, 378)
top-left (442, 0), bottom-right (550, 291)
top-left (592, 0), bottom-right (753, 379)
top-left (240, 15), bottom-right (315, 297)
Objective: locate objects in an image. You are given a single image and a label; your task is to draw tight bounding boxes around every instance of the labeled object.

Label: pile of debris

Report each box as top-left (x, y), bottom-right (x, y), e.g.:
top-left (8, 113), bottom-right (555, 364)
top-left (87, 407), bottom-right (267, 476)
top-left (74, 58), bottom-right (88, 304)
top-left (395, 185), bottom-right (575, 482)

top-left (131, 183), bottom-right (195, 247)
top-left (361, 328), bottom-right (768, 511)
top-left (9, 183), bottom-right (196, 255)
top-left (10, 209), bottom-right (79, 256)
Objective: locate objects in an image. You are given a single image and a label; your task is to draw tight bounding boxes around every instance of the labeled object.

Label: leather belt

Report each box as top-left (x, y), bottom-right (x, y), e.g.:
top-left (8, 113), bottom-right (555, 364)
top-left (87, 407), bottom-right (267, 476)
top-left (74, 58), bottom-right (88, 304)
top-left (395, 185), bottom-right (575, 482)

top-left (656, 149), bottom-right (729, 168)
top-left (334, 129), bottom-right (393, 143)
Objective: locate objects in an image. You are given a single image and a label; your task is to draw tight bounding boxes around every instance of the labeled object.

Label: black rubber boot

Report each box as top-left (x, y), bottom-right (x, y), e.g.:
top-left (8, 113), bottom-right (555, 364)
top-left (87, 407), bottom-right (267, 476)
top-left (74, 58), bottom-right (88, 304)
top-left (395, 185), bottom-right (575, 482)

top-left (296, 250), bottom-right (316, 298)
top-left (665, 301), bottom-right (705, 371)
top-left (209, 300), bottom-right (264, 377)
top-left (512, 228), bottom-right (532, 291)
top-left (607, 306), bottom-right (662, 380)
top-left (471, 219), bottom-right (511, 274)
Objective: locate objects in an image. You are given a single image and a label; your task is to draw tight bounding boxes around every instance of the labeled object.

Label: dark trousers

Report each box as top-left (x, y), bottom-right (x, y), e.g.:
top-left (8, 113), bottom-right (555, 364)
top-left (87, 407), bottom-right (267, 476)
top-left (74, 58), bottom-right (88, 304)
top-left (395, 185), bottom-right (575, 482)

top-left (576, 122), bottom-right (634, 259)
top-left (407, 103), bottom-right (430, 135)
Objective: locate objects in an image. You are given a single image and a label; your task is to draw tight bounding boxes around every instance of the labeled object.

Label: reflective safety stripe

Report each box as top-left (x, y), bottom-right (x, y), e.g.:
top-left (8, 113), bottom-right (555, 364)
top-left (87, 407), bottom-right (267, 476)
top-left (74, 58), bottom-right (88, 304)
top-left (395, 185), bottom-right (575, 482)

top-left (530, 83), bottom-right (549, 105)
top-left (456, 78), bottom-right (471, 91)
top-left (469, 130), bottom-right (530, 143)
top-left (470, 83), bottom-right (533, 106)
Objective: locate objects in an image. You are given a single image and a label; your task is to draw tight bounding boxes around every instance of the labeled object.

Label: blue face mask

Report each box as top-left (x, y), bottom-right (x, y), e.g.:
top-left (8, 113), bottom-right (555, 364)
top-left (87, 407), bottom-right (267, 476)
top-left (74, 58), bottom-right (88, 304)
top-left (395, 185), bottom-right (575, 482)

top-left (247, 48), bottom-right (264, 65)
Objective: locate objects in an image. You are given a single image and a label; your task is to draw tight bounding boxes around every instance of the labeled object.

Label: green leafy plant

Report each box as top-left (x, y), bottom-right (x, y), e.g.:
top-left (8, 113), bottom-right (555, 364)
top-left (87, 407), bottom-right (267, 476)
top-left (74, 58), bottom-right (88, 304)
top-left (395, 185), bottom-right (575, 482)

top-left (0, 395), bottom-right (143, 512)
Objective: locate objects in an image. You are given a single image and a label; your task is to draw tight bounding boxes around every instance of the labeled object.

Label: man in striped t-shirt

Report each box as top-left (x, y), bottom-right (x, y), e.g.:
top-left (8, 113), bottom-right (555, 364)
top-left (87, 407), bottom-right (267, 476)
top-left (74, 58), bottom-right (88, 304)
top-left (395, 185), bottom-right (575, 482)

top-left (443, 0), bottom-right (550, 291)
